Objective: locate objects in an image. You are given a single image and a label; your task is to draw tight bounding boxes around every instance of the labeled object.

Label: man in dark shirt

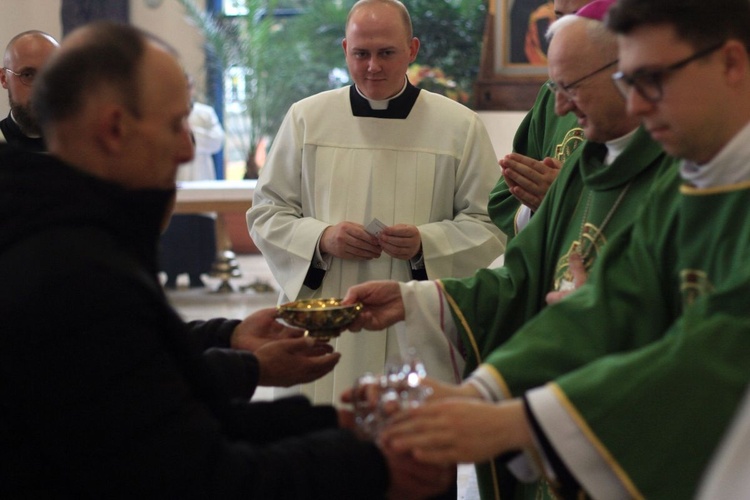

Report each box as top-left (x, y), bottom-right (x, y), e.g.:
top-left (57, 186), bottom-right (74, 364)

top-left (0, 30), bottom-right (58, 152)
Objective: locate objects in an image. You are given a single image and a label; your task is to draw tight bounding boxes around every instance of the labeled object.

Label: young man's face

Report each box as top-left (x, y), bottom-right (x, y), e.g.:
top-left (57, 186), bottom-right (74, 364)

top-left (342, 3), bottom-right (419, 101)
top-left (617, 24), bottom-right (730, 164)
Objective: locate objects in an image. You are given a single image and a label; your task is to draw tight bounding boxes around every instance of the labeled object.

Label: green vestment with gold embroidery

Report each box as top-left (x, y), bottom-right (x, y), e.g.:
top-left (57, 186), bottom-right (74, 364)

top-left (443, 126), bottom-right (676, 372)
top-left (488, 86), bottom-right (584, 239)
top-left (441, 127), bottom-right (678, 499)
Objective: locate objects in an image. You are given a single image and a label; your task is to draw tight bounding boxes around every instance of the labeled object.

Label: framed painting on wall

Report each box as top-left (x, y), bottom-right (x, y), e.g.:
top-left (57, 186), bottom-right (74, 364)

top-left (475, 0), bottom-right (553, 111)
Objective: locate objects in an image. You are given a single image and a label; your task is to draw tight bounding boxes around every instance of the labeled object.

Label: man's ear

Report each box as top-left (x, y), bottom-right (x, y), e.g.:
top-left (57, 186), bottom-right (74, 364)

top-left (0, 70), bottom-right (8, 89)
top-left (409, 37), bottom-right (420, 63)
top-left (723, 39), bottom-right (749, 87)
top-left (95, 104), bottom-right (129, 153)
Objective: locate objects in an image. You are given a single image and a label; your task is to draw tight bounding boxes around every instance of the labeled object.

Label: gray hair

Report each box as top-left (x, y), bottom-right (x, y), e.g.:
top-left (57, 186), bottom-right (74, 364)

top-left (546, 14), bottom-right (618, 60)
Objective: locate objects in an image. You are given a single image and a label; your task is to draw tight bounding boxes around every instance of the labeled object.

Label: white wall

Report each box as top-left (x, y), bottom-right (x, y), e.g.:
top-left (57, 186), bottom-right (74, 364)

top-left (478, 110), bottom-right (527, 158)
top-left (0, 0), bottom-right (206, 117)
top-left (131, 0), bottom-right (207, 97)
top-left (0, 0), bottom-right (62, 44)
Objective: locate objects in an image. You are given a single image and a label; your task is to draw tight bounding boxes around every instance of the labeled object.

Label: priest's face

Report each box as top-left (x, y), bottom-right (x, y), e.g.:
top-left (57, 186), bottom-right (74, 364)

top-left (548, 20), bottom-right (640, 143)
top-left (1, 33), bottom-right (58, 136)
top-left (342, 2), bottom-right (419, 101)
top-left (617, 24), bottom-right (735, 164)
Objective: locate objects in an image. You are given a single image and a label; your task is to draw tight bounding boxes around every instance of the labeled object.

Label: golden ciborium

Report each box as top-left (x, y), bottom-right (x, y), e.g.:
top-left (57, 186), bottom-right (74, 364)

top-left (277, 298), bottom-right (363, 341)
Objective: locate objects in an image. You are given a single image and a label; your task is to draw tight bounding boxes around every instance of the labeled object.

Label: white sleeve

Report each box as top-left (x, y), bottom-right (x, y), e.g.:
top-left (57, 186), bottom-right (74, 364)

top-left (247, 105), bottom-right (329, 300)
top-left (397, 280), bottom-right (464, 383)
top-left (526, 385), bottom-right (631, 498)
top-left (190, 103), bottom-right (225, 155)
top-left (697, 387), bottom-right (750, 499)
top-left (515, 205), bottom-right (532, 233)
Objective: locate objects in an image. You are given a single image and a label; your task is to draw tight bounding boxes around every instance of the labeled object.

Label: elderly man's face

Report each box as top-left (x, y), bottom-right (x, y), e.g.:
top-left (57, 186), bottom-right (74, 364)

top-left (1, 35), bottom-right (58, 135)
top-left (118, 44), bottom-right (194, 190)
top-left (547, 22), bottom-right (640, 143)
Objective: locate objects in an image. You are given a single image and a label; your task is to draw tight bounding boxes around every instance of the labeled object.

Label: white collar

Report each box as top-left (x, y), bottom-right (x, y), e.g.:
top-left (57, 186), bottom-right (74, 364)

top-left (681, 120), bottom-right (750, 188)
top-left (355, 77), bottom-right (408, 110)
top-left (9, 110), bottom-right (42, 139)
top-left (603, 127), bottom-right (638, 166)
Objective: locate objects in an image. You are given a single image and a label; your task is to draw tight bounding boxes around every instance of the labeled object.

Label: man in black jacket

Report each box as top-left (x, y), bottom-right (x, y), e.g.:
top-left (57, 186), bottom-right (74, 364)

top-left (0, 30), bottom-right (58, 151)
top-left (0, 21), bottom-right (452, 499)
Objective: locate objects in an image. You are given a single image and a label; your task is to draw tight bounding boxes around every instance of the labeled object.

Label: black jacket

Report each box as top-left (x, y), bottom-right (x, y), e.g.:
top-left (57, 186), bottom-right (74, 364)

top-left (0, 144), bottom-right (388, 499)
top-left (0, 114), bottom-right (46, 152)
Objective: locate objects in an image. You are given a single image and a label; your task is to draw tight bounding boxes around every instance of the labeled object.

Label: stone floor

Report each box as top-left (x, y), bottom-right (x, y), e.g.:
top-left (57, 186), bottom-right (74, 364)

top-left (164, 252), bottom-right (480, 500)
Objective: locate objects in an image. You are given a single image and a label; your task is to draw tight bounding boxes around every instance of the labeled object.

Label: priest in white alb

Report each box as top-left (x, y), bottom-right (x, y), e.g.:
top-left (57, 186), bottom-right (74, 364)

top-left (246, 0), bottom-right (504, 405)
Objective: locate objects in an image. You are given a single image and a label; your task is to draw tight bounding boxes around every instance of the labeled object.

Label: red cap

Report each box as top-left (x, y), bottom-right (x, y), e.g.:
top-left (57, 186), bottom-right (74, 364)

top-left (576, 0), bottom-right (616, 21)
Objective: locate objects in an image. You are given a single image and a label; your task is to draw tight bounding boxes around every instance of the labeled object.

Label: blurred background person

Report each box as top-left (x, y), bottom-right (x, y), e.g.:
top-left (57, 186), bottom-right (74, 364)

top-left (0, 30), bottom-right (58, 151)
top-left (160, 74), bottom-right (225, 289)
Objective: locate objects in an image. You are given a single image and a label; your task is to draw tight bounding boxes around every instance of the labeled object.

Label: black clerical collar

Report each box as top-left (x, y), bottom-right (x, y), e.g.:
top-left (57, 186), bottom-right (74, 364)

top-left (0, 113), bottom-right (46, 153)
top-left (349, 80), bottom-right (421, 119)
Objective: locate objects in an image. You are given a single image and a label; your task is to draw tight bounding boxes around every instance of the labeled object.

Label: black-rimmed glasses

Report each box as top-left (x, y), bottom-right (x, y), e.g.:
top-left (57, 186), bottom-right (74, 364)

top-left (611, 41), bottom-right (724, 103)
top-left (2, 67), bottom-right (36, 86)
top-left (546, 59), bottom-right (619, 100)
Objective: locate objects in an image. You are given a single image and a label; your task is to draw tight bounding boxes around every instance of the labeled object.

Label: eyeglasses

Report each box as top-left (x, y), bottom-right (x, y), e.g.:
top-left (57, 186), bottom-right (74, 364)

top-left (2, 67), bottom-right (36, 86)
top-left (546, 59), bottom-right (619, 100)
top-left (611, 41), bottom-right (724, 103)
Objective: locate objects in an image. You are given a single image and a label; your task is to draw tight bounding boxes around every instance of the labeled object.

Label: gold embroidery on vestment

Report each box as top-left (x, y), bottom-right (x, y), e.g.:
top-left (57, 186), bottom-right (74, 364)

top-left (554, 128), bottom-right (585, 162)
top-left (553, 224), bottom-right (606, 291)
top-left (680, 269), bottom-right (714, 306)
top-left (553, 181), bottom-right (632, 292)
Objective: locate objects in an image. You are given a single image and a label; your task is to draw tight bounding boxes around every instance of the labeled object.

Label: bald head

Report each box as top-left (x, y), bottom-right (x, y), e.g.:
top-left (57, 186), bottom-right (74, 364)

top-left (3, 30), bottom-right (58, 67)
top-left (547, 13), bottom-right (618, 65)
top-left (546, 15), bottom-right (639, 143)
top-left (33, 21), bottom-right (193, 190)
top-left (346, 0), bottom-right (413, 39)
top-left (34, 22), bottom-right (167, 131)
top-left (1, 30), bottom-right (59, 135)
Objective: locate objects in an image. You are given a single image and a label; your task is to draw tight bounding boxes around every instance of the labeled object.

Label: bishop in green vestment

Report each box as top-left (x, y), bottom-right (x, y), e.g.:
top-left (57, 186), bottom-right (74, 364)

top-left (487, 0), bottom-right (593, 239)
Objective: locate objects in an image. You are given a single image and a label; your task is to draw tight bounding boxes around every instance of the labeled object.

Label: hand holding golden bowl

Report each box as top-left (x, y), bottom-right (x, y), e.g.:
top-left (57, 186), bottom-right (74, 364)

top-left (277, 298), bottom-right (363, 341)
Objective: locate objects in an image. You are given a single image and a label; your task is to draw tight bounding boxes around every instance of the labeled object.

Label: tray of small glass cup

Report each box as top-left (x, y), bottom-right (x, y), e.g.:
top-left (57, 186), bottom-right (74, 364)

top-left (277, 298), bottom-right (363, 340)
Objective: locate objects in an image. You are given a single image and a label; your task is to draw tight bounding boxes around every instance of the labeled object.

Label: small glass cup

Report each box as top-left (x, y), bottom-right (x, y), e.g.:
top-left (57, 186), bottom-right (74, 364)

top-left (352, 372), bottom-right (383, 439)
